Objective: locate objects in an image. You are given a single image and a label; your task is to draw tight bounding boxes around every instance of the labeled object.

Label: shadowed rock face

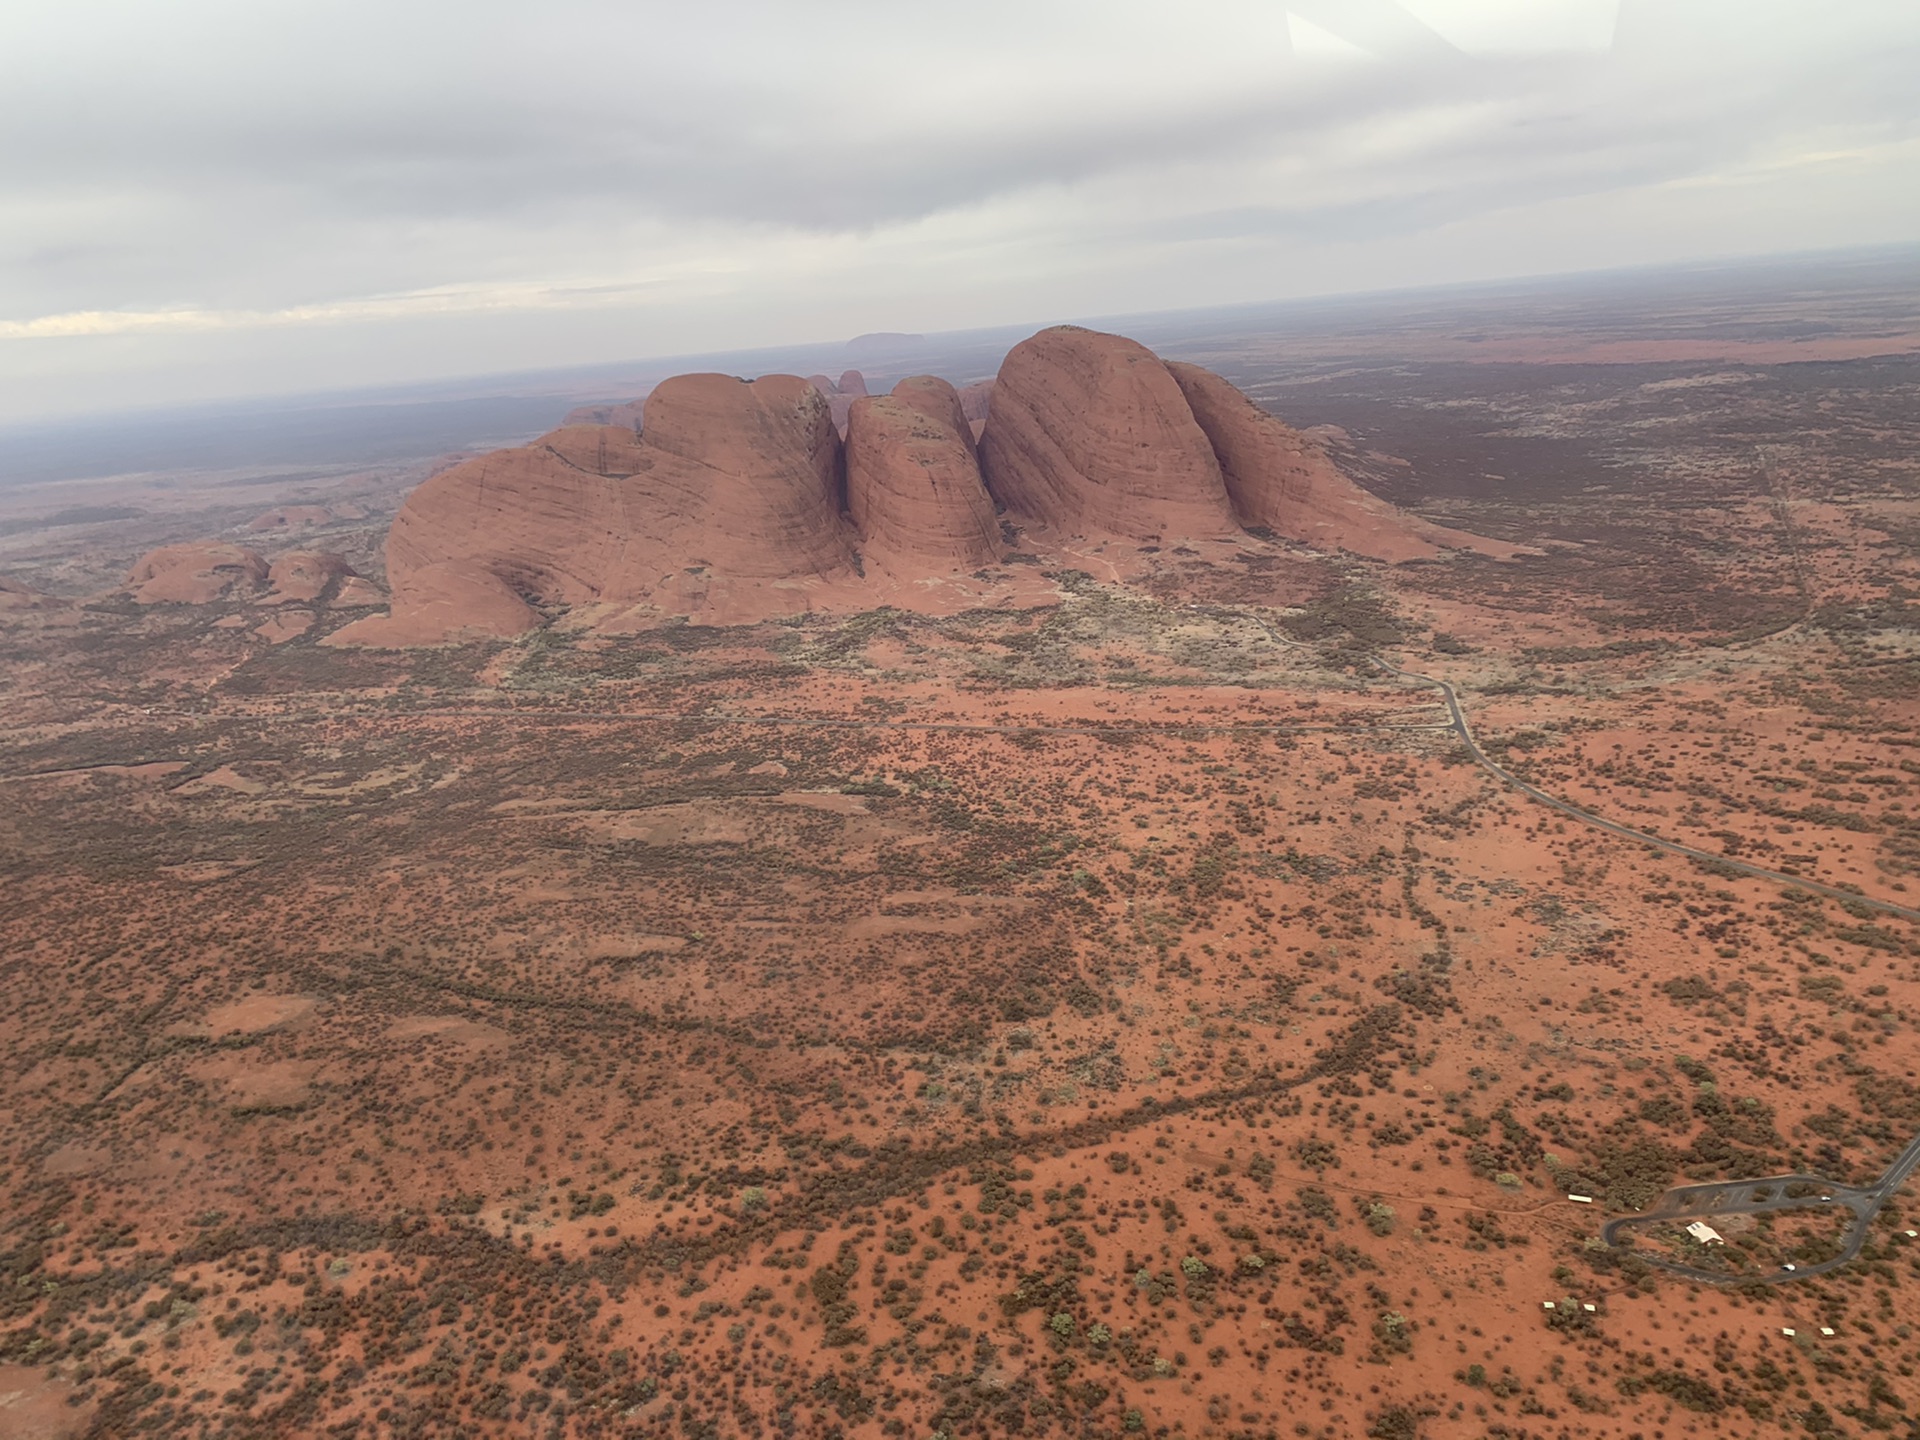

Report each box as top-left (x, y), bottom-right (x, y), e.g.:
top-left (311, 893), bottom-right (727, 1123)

top-left (1167, 361), bottom-right (1524, 562)
top-left (977, 326), bottom-right (1238, 541)
top-left (956, 380), bottom-right (994, 425)
top-left (127, 543), bottom-right (269, 604)
top-left (845, 378), bottom-right (998, 571)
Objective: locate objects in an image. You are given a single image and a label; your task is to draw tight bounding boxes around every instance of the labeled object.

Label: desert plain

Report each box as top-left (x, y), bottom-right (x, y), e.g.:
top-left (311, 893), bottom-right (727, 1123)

top-left (4, 258), bottom-right (1920, 1440)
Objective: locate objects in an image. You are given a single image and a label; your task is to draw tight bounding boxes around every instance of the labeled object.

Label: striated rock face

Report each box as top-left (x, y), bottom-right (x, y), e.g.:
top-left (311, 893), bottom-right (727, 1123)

top-left (384, 442), bottom-right (628, 613)
top-left (890, 375), bottom-right (978, 453)
top-left (537, 422), bottom-right (650, 478)
top-left (128, 543), bottom-right (269, 604)
top-left (1167, 362), bottom-right (1521, 562)
top-left (978, 327), bottom-right (1237, 541)
top-left (845, 378), bottom-right (998, 572)
top-left (333, 381), bottom-right (854, 644)
top-left (619, 374), bottom-right (849, 588)
top-left (265, 551), bottom-right (358, 605)
top-left (332, 429), bottom-right (644, 644)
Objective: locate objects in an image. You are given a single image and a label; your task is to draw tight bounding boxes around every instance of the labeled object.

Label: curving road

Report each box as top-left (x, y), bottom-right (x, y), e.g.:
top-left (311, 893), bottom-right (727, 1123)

top-left (1598, 1129), bottom-right (1920, 1284)
top-left (1360, 652), bottom-right (1920, 923)
top-left (1220, 606), bottom-right (1918, 921)
top-left (1344, 640), bottom-right (1920, 1280)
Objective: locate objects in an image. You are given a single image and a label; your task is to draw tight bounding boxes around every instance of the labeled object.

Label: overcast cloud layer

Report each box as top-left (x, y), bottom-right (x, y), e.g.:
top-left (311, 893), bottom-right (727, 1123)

top-left (3, 0), bottom-right (1918, 421)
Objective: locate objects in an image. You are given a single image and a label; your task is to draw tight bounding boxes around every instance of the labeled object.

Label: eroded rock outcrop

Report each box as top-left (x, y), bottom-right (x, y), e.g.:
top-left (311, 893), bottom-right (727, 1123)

top-left (128, 543), bottom-right (269, 604)
top-left (1167, 362), bottom-right (1522, 561)
top-left (978, 327), bottom-right (1237, 541)
top-left (265, 551), bottom-right (359, 605)
top-left (845, 378), bottom-right (998, 572)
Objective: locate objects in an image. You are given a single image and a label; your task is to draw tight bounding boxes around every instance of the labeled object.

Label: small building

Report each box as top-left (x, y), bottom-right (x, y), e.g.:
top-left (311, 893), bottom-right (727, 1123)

top-left (1685, 1221), bottom-right (1724, 1245)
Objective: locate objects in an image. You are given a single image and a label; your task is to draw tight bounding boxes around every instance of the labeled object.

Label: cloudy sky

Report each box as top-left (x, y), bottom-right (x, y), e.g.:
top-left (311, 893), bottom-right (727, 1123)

top-left (3, 0), bottom-right (1917, 422)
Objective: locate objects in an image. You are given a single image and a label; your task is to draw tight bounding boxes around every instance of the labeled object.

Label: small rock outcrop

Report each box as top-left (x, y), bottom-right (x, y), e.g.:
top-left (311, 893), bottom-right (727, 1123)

top-left (127, 543), bottom-right (269, 604)
top-left (265, 552), bottom-right (359, 605)
top-left (845, 378), bottom-right (998, 572)
top-left (978, 327), bottom-right (1238, 541)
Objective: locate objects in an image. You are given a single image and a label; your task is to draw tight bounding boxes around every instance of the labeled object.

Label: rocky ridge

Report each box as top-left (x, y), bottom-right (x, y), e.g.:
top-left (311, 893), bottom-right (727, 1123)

top-left (126, 544), bottom-right (382, 611)
top-left (289, 326), bottom-right (1511, 645)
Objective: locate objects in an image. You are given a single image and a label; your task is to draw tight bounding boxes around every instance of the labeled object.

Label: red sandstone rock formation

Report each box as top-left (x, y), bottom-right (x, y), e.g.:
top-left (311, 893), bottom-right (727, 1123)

top-left (333, 576), bottom-right (386, 607)
top-left (538, 422), bottom-right (650, 477)
top-left (1166, 362), bottom-right (1522, 561)
top-left (327, 327), bottom-right (1519, 646)
top-left (845, 378), bottom-right (998, 572)
top-left (265, 552), bottom-right (358, 605)
top-left (977, 327), bottom-right (1237, 541)
top-left (127, 543), bottom-right (269, 604)
top-left (331, 381), bottom-right (855, 645)
top-left (617, 374), bottom-right (851, 599)
top-left (890, 375), bottom-right (979, 454)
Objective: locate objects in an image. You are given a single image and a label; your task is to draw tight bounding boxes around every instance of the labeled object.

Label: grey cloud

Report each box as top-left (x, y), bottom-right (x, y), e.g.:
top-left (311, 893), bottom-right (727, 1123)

top-left (0, 0), bottom-right (1916, 412)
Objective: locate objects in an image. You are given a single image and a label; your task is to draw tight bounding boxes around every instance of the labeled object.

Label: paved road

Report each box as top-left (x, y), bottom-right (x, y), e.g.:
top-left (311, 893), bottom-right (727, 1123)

top-left (1598, 1128), bottom-right (1920, 1284)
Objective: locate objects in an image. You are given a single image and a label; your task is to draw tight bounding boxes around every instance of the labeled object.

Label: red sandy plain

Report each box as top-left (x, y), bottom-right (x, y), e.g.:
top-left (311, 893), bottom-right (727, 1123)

top-left (3, 300), bottom-right (1920, 1440)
